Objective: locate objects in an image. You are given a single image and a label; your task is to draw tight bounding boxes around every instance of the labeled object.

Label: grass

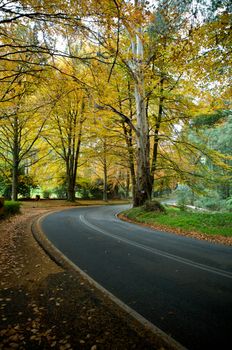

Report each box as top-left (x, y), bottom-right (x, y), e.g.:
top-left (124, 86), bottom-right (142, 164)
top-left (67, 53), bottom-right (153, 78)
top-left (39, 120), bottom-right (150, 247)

top-left (122, 206), bottom-right (232, 237)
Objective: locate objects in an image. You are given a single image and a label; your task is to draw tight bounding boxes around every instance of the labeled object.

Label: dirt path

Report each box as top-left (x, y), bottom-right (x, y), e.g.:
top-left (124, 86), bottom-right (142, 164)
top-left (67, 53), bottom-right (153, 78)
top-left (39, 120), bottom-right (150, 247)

top-left (0, 208), bottom-right (171, 350)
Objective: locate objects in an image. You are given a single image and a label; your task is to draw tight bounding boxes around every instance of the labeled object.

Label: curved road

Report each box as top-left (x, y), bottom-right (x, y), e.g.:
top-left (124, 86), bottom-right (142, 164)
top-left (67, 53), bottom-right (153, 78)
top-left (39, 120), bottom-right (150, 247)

top-left (40, 205), bottom-right (232, 349)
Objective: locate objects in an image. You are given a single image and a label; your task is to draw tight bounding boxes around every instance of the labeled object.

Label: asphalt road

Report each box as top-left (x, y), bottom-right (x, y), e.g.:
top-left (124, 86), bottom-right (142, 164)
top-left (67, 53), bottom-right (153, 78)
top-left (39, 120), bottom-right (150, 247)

top-left (41, 205), bottom-right (232, 349)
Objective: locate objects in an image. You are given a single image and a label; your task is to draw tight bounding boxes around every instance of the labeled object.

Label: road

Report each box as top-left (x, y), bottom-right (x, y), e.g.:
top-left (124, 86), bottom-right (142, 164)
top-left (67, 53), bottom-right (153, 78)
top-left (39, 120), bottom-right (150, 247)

top-left (40, 205), bottom-right (232, 349)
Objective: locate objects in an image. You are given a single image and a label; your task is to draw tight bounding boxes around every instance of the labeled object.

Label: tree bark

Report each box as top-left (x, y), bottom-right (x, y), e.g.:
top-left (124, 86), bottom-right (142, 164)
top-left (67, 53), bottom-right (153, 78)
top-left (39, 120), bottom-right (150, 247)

top-left (125, 171), bottom-right (130, 199)
top-left (122, 121), bottom-right (136, 202)
top-left (65, 99), bottom-right (85, 202)
top-left (12, 115), bottom-right (20, 201)
top-left (134, 79), bottom-right (152, 206)
top-left (118, 81), bottom-right (137, 202)
top-left (150, 77), bottom-right (164, 189)
top-left (66, 171), bottom-right (76, 202)
top-left (102, 139), bottom-right (108, 201)
top-left (130, 6), bottom-right (152, 206)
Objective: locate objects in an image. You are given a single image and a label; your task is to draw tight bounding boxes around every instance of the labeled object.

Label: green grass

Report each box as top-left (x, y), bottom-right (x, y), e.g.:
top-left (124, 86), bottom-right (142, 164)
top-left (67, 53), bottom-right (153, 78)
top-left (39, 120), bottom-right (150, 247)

top-left (122, 206), bottom-right (232, 237)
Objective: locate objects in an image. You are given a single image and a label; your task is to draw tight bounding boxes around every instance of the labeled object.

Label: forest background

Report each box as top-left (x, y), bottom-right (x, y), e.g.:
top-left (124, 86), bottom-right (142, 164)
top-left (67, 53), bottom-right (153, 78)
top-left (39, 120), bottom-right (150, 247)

top-left (0, 0), bottom-right (231, 210)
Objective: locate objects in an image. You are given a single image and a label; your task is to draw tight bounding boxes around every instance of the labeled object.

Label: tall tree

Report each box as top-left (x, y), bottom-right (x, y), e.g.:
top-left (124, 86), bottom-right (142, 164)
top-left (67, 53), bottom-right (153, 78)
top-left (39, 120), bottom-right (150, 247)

top-left (93, 0), bottom-right (231, 206)
top-left (43, 70), bottom-right (87, 201)
top-left (0, 89), bottom-right (46, 200)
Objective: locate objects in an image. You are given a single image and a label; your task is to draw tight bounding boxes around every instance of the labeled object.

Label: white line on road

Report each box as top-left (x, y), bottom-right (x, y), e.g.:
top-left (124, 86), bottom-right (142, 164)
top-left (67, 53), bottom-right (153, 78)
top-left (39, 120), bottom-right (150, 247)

top-left (79, 214), bottom-right (232, 280)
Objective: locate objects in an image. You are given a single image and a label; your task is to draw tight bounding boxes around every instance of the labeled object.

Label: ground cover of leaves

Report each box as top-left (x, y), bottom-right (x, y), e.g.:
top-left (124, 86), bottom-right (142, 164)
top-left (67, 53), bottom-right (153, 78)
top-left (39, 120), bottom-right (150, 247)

top-left (0, 207), bottom-right (165, 350)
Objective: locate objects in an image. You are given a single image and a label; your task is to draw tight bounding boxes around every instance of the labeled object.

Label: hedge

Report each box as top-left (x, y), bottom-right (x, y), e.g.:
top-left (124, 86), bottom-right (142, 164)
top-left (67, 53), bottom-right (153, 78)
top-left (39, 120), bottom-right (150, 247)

top-left (0, 200), bottom-right (21, 219)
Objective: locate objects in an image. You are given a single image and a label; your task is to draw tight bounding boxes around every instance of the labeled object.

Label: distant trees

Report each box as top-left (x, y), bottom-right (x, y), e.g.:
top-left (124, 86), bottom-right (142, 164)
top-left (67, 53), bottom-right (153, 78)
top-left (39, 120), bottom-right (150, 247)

top-left (184, 110), bottom-right (232, 210)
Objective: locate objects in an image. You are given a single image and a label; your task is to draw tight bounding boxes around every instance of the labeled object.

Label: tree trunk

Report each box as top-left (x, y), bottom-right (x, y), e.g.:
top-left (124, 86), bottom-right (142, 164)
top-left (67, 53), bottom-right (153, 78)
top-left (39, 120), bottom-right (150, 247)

top-left (150, 77), bottom-right (164, 189)
top-left (131, 15), bottom-right (152, 206)
top-left (118, 81), bottom-right (137, 203)
top-left (66, 169), bottom-right (76, 202)
top-left (65, 99), bottom-right (85, 202)
top-left (12, 162), bottom-right (19, 201)
top-left (122, 121), bottom-right (136, 203)
top-left (12, 116), bottom-right (20, 201)
top-left (103, 140), bottom-right (108, 201)
top-left (125, 171), bottom-right (130, 199)
top-left (134, 81), bottom-right (152, 206)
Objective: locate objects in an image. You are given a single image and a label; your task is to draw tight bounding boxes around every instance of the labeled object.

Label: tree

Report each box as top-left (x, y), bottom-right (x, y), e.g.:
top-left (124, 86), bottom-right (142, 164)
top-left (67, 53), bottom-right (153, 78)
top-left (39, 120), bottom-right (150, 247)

top-left (42, 68), bottom-right (87, 201)
top-left (188, 110), bottom-right (232, 203)
top-left (93, 0), bottom-right (232, 206)
top-left (0, 65), bottom-right (47, 200)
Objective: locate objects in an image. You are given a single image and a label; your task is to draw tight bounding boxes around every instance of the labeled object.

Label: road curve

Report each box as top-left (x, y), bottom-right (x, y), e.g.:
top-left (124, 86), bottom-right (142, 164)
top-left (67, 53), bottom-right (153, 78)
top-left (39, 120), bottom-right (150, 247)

top-left (40, 205), bottom-right (232, 350)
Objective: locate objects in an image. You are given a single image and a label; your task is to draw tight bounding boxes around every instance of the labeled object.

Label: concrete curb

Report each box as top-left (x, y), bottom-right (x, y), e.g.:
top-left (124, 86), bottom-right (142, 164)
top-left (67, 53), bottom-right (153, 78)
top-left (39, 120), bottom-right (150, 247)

top-left (32, 210), bottom-right (187, 350)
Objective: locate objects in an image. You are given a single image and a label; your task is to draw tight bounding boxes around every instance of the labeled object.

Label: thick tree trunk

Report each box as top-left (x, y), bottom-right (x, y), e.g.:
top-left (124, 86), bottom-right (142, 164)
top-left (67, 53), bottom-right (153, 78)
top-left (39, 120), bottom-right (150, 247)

top-left (12, 162), bottom-right (19, 201)
top-left (131, 21), bottom-right (152, 207)
top-left (66, 170), bottom-right (76, 202)
top-left (133, 80), bottom-right (152, 206)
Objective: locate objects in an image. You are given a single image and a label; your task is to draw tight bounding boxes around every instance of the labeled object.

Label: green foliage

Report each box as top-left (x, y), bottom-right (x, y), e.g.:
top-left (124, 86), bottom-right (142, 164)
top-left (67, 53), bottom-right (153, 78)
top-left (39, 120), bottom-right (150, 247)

top-left (0, 176), bottom-right (11, 199)
top-left (175, 185), bottom-right (232, 212)
top-left (143, 200), bottom-right (166, 213)
top-left (225, 198), bottom-right (232, 211)
top-left (0, 201), bottom-right (21, 219)
top-left (76, 178), bottom-right (101, 199)
top-left (18, 175), bottom-right (38, 198)
top-left (123, 206), bottom-right (232, 237)
top-left (175, 185), bottom-right (194, 209)
top-left (42, 190), bottom-right (52, 199)
top-left (76, 178), bottom-right (121, 200)
top-left (194, 194), bottom-right (232, 212)
top-left (52, 185), bottom-right (67, 199)
top-left (186, 112), bottom-right (232, 209)
top-left (192, 110), bottom-right (230, 127)
top-left (0, 171), bottom-right (38, 199)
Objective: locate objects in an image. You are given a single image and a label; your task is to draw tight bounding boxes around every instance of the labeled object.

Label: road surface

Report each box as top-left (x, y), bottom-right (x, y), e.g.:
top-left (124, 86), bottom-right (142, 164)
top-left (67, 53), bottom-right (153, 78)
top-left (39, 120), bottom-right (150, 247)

top-left (40, 205), bottom-right (232, 349)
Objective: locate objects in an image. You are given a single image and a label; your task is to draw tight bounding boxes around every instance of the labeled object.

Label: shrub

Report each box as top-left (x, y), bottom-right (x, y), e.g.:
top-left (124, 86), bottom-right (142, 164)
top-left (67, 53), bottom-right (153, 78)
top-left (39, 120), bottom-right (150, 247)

top-left (53, 185), bottom-right (67, 199)
top-left (226, 197), bottom-right (232, 211)
top-left (194, 196), bottom-right (222, 211)
top-left (0, 200), bottom-right (21, 219)
top-left (175, 185), bottom-right (193, 209)
top-left (42, 190), bottom-right (52, 199)
top-left (143, 200), bottom-right (166, 213)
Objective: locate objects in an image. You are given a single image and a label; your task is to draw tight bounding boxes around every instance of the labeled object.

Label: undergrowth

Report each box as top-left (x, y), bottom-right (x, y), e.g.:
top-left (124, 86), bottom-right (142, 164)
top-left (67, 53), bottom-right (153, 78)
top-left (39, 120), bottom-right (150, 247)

top-left (0, 201), bottom-right (21, 219)
top-left (122, 206), bottom-right (232, 237)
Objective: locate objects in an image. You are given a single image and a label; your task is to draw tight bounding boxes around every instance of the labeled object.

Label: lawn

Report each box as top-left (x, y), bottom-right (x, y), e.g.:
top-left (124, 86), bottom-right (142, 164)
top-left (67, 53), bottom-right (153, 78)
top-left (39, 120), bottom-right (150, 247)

top-left (122, 206), bottom-right (232, 237)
